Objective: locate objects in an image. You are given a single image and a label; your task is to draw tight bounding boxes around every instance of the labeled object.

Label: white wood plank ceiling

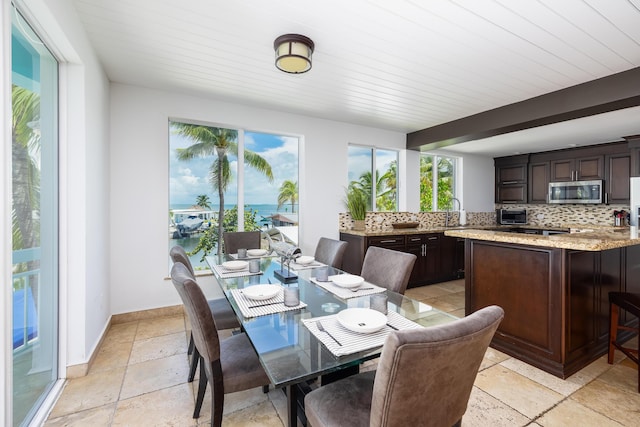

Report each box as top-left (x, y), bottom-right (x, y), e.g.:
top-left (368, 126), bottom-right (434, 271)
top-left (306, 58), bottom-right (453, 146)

top-left (72, 0), bottom-right (640, 156)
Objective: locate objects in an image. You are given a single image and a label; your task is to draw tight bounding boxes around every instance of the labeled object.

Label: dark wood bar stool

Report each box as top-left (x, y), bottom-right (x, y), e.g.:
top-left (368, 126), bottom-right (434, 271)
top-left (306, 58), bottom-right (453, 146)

top-left (608, 292), bottom-right (640, 392)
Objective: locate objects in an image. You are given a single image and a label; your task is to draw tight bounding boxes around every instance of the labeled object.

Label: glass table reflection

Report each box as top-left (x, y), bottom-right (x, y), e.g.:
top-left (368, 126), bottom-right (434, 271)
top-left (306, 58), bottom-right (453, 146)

top-left (205, 254), bottom-right (455, 426)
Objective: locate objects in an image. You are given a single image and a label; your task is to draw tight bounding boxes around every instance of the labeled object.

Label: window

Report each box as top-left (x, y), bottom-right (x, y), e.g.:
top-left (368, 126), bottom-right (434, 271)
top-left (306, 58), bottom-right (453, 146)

top-left (347, 145), bottom-right (398, 211)
top-left (420, 154), bottom-right (457, 211)
top-left (169, 121), bottom-right (299, 268)
top-left (11, 5), bottom-right (59, 425)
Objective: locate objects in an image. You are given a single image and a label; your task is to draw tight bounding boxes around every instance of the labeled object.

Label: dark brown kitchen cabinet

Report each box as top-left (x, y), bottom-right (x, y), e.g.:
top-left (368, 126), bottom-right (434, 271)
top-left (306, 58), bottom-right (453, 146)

top-left (339, 232), bottom-right (463, 288)
top-left (406, 234), bottom-right (441, 286)
top-left (549, 155), bottom-right (603, 182)
top-left (495, 154), bottom-right (529, 204)
top-left (528, 161), bottom-right (550, 204)
top-left (604, 152), bottom-right (631, 204)
top-left (465, 239), bottom-right (635, 379)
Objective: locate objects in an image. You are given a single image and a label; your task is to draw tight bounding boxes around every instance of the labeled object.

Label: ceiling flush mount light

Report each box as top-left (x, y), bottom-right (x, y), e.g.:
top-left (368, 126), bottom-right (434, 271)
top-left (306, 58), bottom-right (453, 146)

top-left (274, 34), bottom-right (314, 74)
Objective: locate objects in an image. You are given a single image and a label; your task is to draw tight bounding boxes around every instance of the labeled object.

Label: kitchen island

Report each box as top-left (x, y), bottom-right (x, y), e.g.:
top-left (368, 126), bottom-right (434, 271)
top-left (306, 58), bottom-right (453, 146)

top-left (445, 227), bottom-right (640, 378)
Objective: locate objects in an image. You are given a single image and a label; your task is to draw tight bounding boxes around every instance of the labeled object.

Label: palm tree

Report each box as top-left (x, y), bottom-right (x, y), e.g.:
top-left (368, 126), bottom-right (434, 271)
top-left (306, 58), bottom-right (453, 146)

top-left (277, 180), bottom-right (298, 213)
top-left (12, 85), bottom-right (41, 303)
top-left (195, 194), bottom-right (211, 209)
top-left (12, 85), bottom-right (41, 253)
top-left (173, 123), bottom-right (273, 255)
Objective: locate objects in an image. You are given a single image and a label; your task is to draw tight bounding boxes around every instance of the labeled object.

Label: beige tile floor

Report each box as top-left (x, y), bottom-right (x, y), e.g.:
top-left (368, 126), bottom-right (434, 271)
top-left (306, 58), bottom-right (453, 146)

top-left (45, 279), bottom-right (640, 426)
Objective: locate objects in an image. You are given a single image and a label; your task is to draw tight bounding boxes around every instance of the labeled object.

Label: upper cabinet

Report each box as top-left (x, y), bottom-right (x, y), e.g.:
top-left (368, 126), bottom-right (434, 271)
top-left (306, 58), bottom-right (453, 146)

top-left (528, 160), bottom-right (550, 204)
top-left (496, 141), bottom-right (632, 205)
top-left (495, 154), bottom-right (529, 204)
top-left (604, 152), bottom-right (631, 204)
top-left (549, 155), bottom-right (604, 182)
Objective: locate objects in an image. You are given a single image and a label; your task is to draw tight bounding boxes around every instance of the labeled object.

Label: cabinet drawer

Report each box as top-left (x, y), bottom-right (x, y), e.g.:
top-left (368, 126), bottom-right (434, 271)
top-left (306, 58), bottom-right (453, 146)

top-left (406, 234), bottom-right (440, 246)
top-left (367, 235), bottom-right (405, 248)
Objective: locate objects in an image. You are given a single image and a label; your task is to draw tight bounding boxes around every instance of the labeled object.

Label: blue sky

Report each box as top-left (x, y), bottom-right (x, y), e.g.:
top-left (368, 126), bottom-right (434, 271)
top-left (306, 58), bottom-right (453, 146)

top-left (169, 124), bottom-right (298, 207)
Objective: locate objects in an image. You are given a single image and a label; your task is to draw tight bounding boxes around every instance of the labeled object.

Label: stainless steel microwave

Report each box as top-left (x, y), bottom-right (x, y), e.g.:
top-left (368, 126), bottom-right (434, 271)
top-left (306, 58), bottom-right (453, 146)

top-left (548, 180), bottom-right (603, 204)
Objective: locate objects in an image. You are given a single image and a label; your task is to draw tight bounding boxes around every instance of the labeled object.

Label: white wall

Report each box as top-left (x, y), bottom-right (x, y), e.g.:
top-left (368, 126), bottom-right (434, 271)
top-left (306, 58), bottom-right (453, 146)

top-left (109, 84), bottom-right (408, 314)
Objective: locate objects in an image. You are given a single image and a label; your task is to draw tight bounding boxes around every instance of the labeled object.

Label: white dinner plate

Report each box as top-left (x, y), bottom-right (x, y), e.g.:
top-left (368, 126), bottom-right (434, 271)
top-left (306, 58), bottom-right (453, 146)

top-left (331, 274), bottom-right (365, 288)
top-left (222, 260), bottom-right (248, 271)
top-left (247, 249), bottom-right (268, 257)
top-left (296, 255), bottom-right (315, 265)
top-left (242, 284), bottom-right (281, 301)
top-left (337, 308), bottom-right (387, 333)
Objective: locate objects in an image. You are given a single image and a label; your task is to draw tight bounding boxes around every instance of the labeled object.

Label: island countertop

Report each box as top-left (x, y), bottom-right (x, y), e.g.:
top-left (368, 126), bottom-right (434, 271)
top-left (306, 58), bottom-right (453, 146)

top-left (444, 227), bottom-right (640, 251)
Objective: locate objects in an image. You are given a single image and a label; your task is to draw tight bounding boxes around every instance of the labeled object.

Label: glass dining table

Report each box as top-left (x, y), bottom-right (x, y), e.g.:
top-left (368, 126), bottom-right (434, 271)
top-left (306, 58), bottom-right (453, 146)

top-left (205, 254), bottom-right (456, 427)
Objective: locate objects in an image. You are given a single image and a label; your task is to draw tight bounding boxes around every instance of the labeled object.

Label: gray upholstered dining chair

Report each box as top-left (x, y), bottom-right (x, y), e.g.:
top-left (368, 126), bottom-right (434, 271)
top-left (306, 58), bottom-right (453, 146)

top-left (170, 262), bottom-right (270, 424)
top-left (360, 246), bottom-right (417, 295)
top-left (304, 305), bottom-right (504, 427)
top-left (222, 231), bottom-right (261, 254)
top-left (314, 237), bottom-right (348, 268)
top-left (169, 245), bottom-right (240, 382)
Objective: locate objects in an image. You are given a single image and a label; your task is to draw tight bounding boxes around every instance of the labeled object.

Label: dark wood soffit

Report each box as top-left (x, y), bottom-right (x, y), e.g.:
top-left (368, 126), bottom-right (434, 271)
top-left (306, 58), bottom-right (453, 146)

top-left (407, 67), bottom-right (640, 151)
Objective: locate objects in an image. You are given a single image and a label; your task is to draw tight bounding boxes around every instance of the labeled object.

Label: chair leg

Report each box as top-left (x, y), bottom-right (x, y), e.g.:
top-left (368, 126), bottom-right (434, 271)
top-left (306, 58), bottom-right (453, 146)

top-left (188, 346), bottom-right (200, 383)
top-left (187, 332), bottom-right (194, 355)
top-left (608, 302), bottom-right (620, 364)
top-left (193, 356), bottom-right (207, 419)
top-left (452, 419), bottom-right (462, 427)
top-left (262, 385), bottom-right (269, 393)
top-left (210, 362), bottom-right (225, 427)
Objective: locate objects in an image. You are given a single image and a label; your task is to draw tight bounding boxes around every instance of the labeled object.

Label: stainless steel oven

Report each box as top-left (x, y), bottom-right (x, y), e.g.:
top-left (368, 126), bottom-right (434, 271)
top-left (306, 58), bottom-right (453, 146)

top-left (548, 180), bottom-right (603, 204)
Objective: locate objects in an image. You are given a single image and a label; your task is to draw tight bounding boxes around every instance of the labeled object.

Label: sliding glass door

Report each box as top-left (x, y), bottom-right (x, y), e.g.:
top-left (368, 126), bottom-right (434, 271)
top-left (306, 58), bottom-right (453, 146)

top-left (11, 5), bottom-right (59, 426)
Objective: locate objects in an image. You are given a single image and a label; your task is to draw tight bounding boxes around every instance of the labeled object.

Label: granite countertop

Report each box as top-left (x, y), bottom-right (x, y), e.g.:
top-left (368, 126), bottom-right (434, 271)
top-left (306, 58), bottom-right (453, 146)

top-left (443, 227), bottom-right (640, 251)
top-left (340, 224), bottom-right (640, 251)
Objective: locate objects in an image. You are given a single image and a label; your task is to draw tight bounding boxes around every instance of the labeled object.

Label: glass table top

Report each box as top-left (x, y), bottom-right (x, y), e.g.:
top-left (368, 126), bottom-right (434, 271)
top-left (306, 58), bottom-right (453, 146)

top-left (205, 254), bottom-right (456, 387)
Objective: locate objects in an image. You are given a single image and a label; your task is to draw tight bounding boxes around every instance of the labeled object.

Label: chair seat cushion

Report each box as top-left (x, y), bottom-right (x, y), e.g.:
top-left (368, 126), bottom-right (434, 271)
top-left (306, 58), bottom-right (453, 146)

top-left (610, 292), bottom-right (640, 316)
top-left (220, 333), bottom-right (269, 393)
top-left (304, 370), bottom-right (375, 427)
top-left (209, 298), bottom-right (241, 330)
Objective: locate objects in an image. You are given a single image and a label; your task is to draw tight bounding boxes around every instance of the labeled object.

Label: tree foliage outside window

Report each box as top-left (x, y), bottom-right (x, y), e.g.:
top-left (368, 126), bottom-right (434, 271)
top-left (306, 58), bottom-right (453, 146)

top-left (420, 154), bottom-right (457, 211)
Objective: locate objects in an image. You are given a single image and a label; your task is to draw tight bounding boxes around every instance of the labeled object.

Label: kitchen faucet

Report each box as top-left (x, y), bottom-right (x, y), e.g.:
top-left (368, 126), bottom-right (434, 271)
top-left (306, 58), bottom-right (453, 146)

top-left (445, 197), bottom-right (461, 227)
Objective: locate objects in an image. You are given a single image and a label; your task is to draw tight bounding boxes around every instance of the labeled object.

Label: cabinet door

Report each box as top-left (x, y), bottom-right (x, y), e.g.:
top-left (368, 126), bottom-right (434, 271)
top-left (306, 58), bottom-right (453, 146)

top-left (528, 161), bottom-right (549, 203)
top-left (406, 243), bottom-right (426, 286)
top-left (605, 153), bottom-right (630, 204)
top-left (550, 155), bottom-right (604, 181)
top-left (550, 159), bottom-right (574, 182)
top-left (576, 156), bottom-right (604, 180)
top-left (497, 164), bottom-right (527, 184)
top-left (496, 184), bottom-right (526, 204)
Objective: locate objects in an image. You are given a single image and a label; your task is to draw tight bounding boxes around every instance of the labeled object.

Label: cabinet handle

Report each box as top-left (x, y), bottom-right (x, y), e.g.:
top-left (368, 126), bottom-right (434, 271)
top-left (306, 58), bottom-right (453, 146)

top-left (427, 237), bottom-right (438, 240)
top-left (409, 237), bottom-right (421, 242)
top-left (502, 180), bottom-right (518, 185)
top-left (422, 244), bottom-right (426, 257)
top-left (605, 192), bottom-right (609, 204)
top-left (379, 239), bottom-right (398, 244)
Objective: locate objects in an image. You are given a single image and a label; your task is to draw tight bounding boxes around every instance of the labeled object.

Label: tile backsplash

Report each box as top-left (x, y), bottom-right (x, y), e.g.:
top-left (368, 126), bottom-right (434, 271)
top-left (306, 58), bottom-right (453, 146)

top-left (339, 204), bottom-right (630, 232)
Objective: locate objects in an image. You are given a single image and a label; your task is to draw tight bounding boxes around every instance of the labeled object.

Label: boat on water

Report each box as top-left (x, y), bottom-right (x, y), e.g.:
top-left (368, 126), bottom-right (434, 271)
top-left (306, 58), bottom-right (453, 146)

top-left (176, 215), bottom-right (204, 234)
top-left (170, 207), bottom-right (214, 238)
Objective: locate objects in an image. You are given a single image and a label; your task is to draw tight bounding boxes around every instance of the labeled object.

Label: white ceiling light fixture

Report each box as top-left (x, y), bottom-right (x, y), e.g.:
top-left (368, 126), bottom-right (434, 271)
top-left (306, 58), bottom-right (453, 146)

top-left (274, 34), bottom-right (314, 74)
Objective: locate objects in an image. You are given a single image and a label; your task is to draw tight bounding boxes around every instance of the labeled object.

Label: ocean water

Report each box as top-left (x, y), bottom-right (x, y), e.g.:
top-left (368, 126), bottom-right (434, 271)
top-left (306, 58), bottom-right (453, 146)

top-left (170, 203), bottom-right (298, 218)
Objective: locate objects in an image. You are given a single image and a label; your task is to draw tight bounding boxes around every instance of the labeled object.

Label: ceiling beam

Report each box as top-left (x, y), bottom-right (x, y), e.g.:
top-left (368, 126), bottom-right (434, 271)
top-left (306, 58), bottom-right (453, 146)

top-left (407, 67), bottom-right (640, 151)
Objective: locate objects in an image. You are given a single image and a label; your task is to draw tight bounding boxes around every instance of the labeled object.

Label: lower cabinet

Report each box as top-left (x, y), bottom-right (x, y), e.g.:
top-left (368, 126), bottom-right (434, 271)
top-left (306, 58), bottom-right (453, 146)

top-left (465, 239), bottom-right (636, 378)
top-left (339, 232), bottom-right (463, 287)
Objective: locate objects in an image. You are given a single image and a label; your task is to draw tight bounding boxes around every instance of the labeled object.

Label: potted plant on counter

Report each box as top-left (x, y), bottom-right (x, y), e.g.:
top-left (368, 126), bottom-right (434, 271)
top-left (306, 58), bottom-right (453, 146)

top-left (344, 185), bottom-right (367, 230)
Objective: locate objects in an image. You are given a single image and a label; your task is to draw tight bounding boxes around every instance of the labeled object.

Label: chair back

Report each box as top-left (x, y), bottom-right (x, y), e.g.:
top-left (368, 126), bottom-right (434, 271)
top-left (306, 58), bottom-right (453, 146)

top-left (170, 245), bottom-right (195, 276)
top-left (314, 237), bottom-right (348, 268)
top-left (222, 231), bottom-right (261, 254)
top-left (360, 246), bottom-right (416, 294)
top-left (170, 262), bottom-right (221, 365)
top-left (370, 305), bottom-right (504, 427)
